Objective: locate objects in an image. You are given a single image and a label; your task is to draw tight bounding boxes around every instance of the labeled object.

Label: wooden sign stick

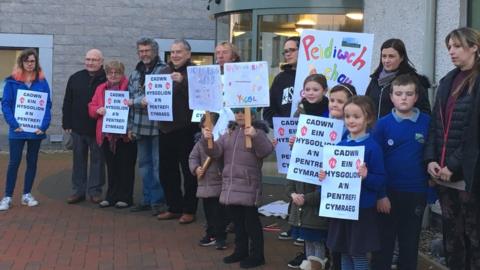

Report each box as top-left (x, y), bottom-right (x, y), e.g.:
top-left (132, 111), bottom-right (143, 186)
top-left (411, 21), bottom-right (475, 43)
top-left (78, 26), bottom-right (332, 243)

top-left (205, 111), bottom-right (213, 149)
top-left (198, 157), bottom-right (212, 180)
top-left (244, 107), bottom-right (252, 149)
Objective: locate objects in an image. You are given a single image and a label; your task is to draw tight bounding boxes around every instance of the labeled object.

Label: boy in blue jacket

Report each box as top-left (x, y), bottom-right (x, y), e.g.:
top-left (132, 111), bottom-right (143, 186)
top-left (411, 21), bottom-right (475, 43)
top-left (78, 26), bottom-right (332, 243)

top-left (372, 74), bottom-right (431, 270)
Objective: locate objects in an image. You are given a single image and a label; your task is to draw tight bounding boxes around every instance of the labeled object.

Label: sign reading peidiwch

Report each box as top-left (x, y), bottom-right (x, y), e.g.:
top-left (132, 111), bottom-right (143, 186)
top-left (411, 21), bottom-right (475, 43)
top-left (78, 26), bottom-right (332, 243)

top-left (145, 74), bottom-right (173, 121)
top-left (14, 89), bottom-right (48, 133)
top-left (272, 117), bottom-right (298, 174)
top-left (223, 61), bottom-right (270, 108)
top-left (187, 65), bottom-right (223, 112)
top-left (286, 114), bottom-right (343, 185)
top-left (102, 91), bottom-right (129, 134)
top-left (319, 145), bottom-right (365, 220)
top-left (291, 30), bottom-right (374, 116)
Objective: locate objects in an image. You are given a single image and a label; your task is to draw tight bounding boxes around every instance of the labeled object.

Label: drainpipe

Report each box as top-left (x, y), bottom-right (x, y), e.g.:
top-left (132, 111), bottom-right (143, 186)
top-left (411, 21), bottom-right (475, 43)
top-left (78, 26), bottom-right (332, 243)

top-left (423, 0), bottom-right (437, 105)
top-left (422, 0), bottom-right (436, 229)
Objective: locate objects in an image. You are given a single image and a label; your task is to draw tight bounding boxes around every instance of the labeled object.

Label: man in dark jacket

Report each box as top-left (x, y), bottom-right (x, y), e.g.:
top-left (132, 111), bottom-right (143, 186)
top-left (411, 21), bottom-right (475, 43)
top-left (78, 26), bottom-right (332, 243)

top-left (156, 39), bottom-right (198, 224)
top-left (62, 49), bottom-right (106, 204)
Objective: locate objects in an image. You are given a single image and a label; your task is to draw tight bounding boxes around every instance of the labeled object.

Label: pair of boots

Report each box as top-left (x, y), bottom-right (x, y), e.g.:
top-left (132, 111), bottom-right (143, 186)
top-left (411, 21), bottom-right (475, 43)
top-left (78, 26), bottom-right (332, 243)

top-left (300, 256), bottom-right (328, 270)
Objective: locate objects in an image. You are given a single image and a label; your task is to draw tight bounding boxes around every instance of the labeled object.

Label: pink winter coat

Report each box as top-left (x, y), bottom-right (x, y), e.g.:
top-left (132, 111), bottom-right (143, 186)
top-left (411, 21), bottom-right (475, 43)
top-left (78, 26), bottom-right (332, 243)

top-left (204, 121), bottom-right (274, 206)
top-left (88, 76), bottom-right (130, 146)
top-left (189, 140), bottom-right (223, 198)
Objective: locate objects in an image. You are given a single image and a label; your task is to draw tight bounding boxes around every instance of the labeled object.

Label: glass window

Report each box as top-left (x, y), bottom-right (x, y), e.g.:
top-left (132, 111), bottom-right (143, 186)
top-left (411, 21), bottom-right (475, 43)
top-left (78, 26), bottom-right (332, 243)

top-left (469, 0), bottom-right (480, 30)
top-left (0, 48), bottom-right (26, 100)
top-left (258, 13), bottom-right (363, 78)
top-left (216, 12), bottom-right (253, 61)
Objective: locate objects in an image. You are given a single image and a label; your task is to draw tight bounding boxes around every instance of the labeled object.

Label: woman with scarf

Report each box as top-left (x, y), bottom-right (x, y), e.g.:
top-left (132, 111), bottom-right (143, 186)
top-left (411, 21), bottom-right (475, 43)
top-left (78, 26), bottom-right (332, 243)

top-left (366, 38), bottom-right (431, 119)
top-left (88, 60), bottom-right (137, 208)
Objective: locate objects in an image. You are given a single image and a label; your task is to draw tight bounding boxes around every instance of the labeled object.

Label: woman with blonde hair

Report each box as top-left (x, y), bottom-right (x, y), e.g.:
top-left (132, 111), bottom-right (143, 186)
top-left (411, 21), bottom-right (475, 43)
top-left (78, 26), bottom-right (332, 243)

top-left (0, 48), bottom-right (52, 211)
top-left (425, 27), bottom-right (480, 269)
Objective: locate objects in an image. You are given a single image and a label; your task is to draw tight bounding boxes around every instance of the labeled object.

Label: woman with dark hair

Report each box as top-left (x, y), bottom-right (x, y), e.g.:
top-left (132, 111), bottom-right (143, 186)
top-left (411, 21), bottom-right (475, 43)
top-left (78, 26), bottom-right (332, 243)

top-left (366, 38), bottom-right (431, 118)
top-left (424, 27), bottom-right (480, 270)
top-left (0, 48), bottom-right (52, 211)
top-left (263, 36), bottom-right (300, 126)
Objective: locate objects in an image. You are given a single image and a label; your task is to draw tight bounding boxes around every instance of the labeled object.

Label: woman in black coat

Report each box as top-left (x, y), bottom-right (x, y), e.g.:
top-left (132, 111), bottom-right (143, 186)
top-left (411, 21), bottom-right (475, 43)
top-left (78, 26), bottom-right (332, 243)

top-left (365, 39), bottom-right (431, 118)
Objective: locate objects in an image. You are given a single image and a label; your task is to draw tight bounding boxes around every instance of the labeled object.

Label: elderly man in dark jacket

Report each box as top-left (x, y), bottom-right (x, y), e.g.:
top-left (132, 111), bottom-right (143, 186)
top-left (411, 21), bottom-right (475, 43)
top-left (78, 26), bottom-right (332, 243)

top-left (62, 49), bottom-right (106, 204)
top-left (156, 39), bottom-right (198, 224)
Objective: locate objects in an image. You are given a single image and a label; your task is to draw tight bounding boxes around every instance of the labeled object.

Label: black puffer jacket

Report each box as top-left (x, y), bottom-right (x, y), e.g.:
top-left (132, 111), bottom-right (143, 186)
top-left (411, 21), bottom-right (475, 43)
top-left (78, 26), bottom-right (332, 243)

top-left (424, 68), bottom-right (480, 192)
top-left (365, 71), bottom-right (431, 118)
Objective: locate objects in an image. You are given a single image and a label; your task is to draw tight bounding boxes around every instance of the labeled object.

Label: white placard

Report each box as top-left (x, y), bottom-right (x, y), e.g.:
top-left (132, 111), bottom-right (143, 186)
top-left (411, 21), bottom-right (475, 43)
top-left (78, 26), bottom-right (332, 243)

top-left (102, 91), bottom-right (129, 134)
top-left (191, 110), bottom-right (205, 123)
top-left (223, 61), bottom-right (270, 108)
top-left (291, 30), bottom-right (374, 116)
top-left (286, 114), bottom-right (343, 185)
top-left (272, 117), bottom-right (298, 174)
top-left (187, 65), bottom-right (223, 112)
top-left (145, 74), bottom-right (173, 121)
top-left (319, 145), bottom-right (364, 220)
top-left (14, 89), bottom-right (48, 133)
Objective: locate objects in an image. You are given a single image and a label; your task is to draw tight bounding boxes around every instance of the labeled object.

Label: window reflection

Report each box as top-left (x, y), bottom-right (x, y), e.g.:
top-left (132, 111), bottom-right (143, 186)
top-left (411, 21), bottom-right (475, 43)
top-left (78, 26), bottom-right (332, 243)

top-left (216, 12), bottom-right (253, 61)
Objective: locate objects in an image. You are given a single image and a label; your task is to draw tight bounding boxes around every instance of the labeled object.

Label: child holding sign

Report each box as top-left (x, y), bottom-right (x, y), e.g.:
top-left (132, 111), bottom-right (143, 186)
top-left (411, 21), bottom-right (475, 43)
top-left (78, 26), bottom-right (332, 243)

top-left (189, 113), bottom-right (228, 250)
top-left (319, 96), bottom-right (386, 270)
top-left (371, 74), bottom-right (431, 270)
top-left (293, 74), bottom-right (329, 118)
top-left (203, 108), bottom-right (274, 269)
top-left (328, 83), bottom-right (357, 120)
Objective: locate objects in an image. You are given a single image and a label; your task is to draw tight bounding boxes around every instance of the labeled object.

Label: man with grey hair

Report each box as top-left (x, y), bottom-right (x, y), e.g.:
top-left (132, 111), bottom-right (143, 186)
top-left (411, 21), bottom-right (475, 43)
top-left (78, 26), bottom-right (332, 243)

top-left (62, 49), bottom-right (106, 204)
top-left (128, 38), bottom-right (167, 215)
top-left (156, 39), bottom-right (198, 224)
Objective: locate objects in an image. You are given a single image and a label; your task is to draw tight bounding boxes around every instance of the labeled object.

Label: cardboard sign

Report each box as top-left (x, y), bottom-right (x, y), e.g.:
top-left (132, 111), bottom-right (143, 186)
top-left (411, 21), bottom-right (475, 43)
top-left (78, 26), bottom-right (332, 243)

top-left (272, 117), bottom-right (298, 174)
top-left (14, 89), bottom-right (48, 132)
top-left (187, 65), bottom-right (223, 111)
top-left (102, 91), bottom-right (129, 134)
top-left (287, 114), bottom-right (343, 185)
top-left (191, 110), bottom-right (205, 123)
top-left (291, 30), bottom-right (374, 116)
top-left (145, 74), bottom-right (173, 121)
top-left (223, 61), bottom-right (270, 108)
top-left (319, 145), bottom-right (364, 220)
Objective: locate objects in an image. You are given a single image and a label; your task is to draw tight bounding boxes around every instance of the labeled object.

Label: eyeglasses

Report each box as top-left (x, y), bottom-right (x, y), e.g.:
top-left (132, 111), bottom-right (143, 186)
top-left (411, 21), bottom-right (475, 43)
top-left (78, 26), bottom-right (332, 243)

top-left (107, 71), bottom-right (122, 76)
top-left (282, 48), bottom-right (298, 55)
top-left (23, 60), bottom-right (36, 64)
top-left (138, 49), bottom-right (152, 54)
top-left (85, 58), bottom-right (101, 62)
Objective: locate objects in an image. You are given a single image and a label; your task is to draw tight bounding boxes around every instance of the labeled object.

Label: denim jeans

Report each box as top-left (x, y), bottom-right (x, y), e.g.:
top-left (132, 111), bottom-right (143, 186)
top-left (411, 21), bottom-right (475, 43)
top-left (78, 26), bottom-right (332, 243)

top-left (5, 139), bottom-right (42, 197)
top-left (137, 135), bottom-right (165, 205)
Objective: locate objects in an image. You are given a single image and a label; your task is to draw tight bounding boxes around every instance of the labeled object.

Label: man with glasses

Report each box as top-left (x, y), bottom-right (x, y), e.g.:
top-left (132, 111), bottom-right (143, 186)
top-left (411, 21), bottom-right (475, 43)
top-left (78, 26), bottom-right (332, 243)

top-left (262, 37), bottom-right (300, 127)
top-left (127, 38), bottom-right (167, 216)
top-left (62, 49), bottom-right (106, 204)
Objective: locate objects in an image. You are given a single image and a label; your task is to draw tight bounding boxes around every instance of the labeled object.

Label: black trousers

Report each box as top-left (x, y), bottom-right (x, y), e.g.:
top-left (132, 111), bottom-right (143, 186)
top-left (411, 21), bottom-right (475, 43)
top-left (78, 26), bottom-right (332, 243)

top-left (102, 139), bottom-right (137, 205)
top-left (159, 127), bottom-right (198, 214)
top-left (203, 197), bottom-right (228, 241)
top-left (371, 191), bottom-right (426, 270)
top-left (227, 205), bottom-right (264, 259)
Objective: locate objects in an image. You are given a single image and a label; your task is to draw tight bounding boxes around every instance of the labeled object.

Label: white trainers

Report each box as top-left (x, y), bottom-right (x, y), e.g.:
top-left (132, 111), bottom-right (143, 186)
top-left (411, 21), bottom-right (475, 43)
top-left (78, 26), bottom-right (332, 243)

top-left (21, 193), bottom-right (39, 207)
top-left (0, 197), bottom-right (12, 211)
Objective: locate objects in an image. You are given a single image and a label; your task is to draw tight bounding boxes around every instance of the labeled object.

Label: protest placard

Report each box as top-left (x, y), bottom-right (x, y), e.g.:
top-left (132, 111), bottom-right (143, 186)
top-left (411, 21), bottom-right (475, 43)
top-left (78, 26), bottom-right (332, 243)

top-left (286, 114), bottom-right (343, 185)
top-left (272, 117), bottom-right (298, 174)
top-left (319, 145), bottom-right (364, 220)
top-left (187, 65), bottom-right (223, 112)
top-left (14, 89), bottom-right (48, 133)
top-left (223, 61), bottom-right (270, 108)
top-left (102, 91), bottom-right (129, 134)
top-left (291, 30), bottom-right (374, 116)
top-left (145, 74), bottom-right (173, 121)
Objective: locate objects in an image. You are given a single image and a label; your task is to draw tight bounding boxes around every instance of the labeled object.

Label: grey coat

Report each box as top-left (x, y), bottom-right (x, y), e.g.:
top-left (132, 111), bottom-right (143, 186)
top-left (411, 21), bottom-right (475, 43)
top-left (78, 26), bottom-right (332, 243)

top-left (286, 180), bottom-right (329, 230)
top-left (205, 121), bottom-right (274, 206)
top-left (189, 140), bottom-right (223, 198)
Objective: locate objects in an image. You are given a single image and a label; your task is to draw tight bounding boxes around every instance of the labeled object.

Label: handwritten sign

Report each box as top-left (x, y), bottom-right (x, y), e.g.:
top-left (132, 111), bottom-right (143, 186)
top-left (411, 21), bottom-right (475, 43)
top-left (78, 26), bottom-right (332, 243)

top-left (319, 145), bottom-right (364, 220)
top-left (14, 89), bottom-right (48, 132)
top-left (287, 114), bottom-right (343, 185)
top-left (187, 65), bottom-right (223, 111)
top-left (291, 30), bottom-right (374, 116)
top-left (145, 74), bottom-right (173, 121)
top-left (102, 91), bottom-right (129, 134)
top-left (272, 117), bottom-right (298, 174)
top-left (223, 61), bottom-right (270, 108)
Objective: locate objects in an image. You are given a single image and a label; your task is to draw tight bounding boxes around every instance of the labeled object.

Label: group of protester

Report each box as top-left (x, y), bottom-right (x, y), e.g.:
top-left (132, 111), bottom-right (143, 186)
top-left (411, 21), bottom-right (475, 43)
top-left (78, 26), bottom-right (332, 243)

top-left (1, 26), bottom-right (479, 270)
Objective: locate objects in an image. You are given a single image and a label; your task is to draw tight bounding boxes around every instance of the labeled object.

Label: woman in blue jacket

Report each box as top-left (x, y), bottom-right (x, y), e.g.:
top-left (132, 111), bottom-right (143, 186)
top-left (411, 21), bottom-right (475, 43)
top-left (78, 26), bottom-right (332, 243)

top-left (0, 48), bottom-right (52, 211)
